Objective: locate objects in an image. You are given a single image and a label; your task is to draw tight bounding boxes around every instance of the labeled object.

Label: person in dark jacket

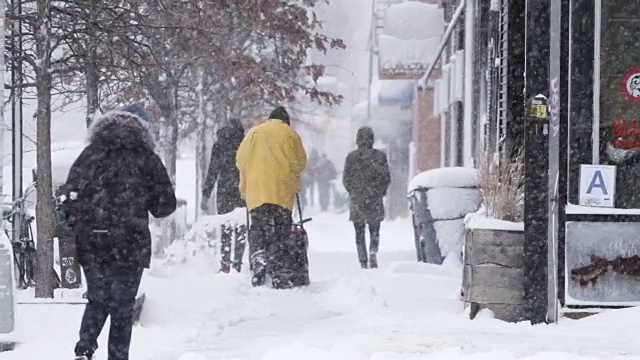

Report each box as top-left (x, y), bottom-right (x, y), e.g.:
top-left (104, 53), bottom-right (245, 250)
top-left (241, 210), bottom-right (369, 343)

top-left (342, 127), bottom-right (391, 269)
top-left (201, 118), bottom-right (247, 273)
top-left (62, 104), bottom-right (177, 360)
top-left (305, 149), bottom-right (320, 207)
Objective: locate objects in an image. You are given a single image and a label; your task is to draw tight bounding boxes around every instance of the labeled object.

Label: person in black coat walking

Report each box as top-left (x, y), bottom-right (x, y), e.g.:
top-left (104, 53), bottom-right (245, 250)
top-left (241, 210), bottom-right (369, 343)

top-left (61, 104), bottom-right (177, 360)
top-left (201, 118), bottom-right (247, 273)
top-left (342, 127), bottom-right (391, 269)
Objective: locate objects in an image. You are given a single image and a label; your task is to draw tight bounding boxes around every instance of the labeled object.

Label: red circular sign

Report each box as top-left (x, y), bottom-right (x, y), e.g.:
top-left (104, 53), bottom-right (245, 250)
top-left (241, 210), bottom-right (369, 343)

top-left (622, 68), bottom-right (640, 103)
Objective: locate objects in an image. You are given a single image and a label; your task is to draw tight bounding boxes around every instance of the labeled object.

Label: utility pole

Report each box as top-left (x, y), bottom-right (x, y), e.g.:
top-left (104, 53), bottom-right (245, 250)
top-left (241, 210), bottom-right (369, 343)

top-left (11, 0), bottom-right (23, 245)
top-left (524, 0), bottom-right (551, 325)
top-left (366, 0), bottom-right (376, 123)
top-left (0, 0), bottom-right (5, 203)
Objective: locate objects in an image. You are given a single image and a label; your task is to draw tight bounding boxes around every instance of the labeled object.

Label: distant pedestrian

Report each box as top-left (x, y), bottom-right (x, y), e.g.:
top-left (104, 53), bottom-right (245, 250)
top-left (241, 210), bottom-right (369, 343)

top-left (342, 127), bottom-right (390, 269)
top-left (61, 104), bottom-right (177, 360)
top-left (305, 149), bottom-right (320, 206)
top-left (316, 153), bottom-right (337, 212)
top-left (236, 106), bottom-right (307, 287)
top-left (201, 118), bottom-right (247, 273)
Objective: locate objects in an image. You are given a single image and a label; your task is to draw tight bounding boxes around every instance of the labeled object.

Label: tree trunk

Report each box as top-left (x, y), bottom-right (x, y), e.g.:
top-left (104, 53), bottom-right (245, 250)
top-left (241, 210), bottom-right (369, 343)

top-left (195, 74), bottom-right (207, 219)
top-left (34, 0), bottom-right (55, 298)
top-left (84, 0), bottom-right (99, 127)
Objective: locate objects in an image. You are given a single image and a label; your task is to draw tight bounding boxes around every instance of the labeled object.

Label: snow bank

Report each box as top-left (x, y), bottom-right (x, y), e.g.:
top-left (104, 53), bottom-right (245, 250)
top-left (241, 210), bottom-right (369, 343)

top-left (261, 343), bottom-right (365, 360)
top-left (176, 353), bottom-right (208, 360)
top-left (408, 167), bottom-right (480, 193)
top-left (140, 269), bottom-right (273, 331)
top-left (464, 213), bottom-right (524, 232)
top-left (383, 2), bottom-right (444, 40)
top-left (162, 209), bottom-right (248, 267)
top-left (315, 275), bottom-right (387, 314)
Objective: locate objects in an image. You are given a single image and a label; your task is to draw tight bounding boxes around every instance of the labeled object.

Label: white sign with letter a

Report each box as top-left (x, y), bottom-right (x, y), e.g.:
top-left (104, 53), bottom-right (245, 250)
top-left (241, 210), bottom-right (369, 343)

top-left (579, 164), bottom-right (616, 207)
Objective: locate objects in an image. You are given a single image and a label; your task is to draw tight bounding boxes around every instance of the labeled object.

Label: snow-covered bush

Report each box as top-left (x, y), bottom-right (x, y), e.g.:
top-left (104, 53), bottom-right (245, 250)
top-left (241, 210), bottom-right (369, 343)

top-left (478, 151), bottom-right (524, 222)
top-left (162, 208), bottom-right (247, 267)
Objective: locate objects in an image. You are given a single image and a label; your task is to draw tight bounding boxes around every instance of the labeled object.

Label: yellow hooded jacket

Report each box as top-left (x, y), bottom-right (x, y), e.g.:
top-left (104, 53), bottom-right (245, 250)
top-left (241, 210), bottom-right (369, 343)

top-left (236, 119), bottom-right (307, 211)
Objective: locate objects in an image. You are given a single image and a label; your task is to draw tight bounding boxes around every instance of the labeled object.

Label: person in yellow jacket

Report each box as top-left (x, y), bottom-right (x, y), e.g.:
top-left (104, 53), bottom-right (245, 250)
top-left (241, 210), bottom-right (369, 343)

top-left (236, 106), bottom-right (307, 286)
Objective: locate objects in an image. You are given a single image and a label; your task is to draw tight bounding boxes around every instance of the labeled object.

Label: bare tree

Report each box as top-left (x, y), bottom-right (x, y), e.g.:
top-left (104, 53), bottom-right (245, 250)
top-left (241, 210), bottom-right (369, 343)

top-left (34, 0), bottom-right (55, 298)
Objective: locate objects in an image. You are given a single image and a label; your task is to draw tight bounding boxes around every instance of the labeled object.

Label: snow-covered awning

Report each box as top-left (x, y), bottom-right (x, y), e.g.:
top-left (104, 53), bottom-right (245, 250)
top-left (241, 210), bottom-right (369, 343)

top-left (377, 80), bottom-right (416, 107)
top-left (383, 2), bottom-right (444, 40)
top-left (378, 35), bottom-right (440, 76)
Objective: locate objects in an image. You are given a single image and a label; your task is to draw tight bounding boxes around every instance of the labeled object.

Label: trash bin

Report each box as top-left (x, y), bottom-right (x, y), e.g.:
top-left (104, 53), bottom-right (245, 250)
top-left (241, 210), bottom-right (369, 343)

top-left (0, 230), bottom-right (15, 335)
top-left (408, 188), bottom-right (442, 263)
top-left (408, 167), bottom-right (482, 264)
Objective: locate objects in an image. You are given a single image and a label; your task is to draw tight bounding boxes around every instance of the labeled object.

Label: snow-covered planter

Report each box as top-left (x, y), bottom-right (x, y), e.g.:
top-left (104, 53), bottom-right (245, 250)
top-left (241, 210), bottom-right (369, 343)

top-left (462, 154), bottom-right (526, 322)
top-left (407, 167), bottom-right (482, 265)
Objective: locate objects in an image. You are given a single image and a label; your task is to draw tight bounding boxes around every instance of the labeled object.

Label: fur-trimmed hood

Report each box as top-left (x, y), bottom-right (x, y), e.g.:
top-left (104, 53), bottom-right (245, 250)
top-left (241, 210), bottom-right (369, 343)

top-left (88, 110), bottom-right (155, 150)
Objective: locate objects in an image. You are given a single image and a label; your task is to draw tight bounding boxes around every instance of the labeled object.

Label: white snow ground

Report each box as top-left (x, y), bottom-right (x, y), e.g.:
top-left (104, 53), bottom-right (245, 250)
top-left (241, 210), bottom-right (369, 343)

top-left (4, 213), bottom-right (640, 360)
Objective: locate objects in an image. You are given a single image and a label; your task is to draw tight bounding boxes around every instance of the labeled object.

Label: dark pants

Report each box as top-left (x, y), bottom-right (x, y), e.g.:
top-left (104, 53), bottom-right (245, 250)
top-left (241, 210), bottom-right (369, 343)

top-left (354, 222), bottom-right (380, 266)
top-left (249, 204), bottom-right (292, 286)
top-left (318, 183), bottom-right (331, 211)
top-left (76, 266), bottom-right (144, 360)
top-left (220, 224), bottom-right (247, 271)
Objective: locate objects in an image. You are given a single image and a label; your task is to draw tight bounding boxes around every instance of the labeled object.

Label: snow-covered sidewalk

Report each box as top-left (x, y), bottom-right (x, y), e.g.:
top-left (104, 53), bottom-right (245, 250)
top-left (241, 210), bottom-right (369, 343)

top-left (5, 213), bottom-right (640, 360)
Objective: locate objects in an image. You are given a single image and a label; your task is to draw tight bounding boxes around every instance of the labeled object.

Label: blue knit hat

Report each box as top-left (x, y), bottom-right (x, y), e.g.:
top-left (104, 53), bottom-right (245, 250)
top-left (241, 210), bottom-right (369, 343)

top-left (120, 104), bottom-right (151, 128)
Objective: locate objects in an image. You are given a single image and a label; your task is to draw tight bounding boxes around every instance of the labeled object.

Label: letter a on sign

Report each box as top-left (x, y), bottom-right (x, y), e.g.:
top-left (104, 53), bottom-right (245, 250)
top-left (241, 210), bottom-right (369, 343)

top-left (579, 165), bottom-right (616, 207)
top-left (586, 170), bottom-right (608, 195)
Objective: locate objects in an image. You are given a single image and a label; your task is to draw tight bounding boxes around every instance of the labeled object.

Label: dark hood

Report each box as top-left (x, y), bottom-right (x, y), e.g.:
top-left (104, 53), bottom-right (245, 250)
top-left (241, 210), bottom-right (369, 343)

top-left (88, 110), bottom-right (155, 151)
top-left (229, 118), bottom-right (244, 134)
top-left (356, 127), bottom-right (375, 149)
top-left (217, 123), bottom-right (245, 150)
top-left (269, 106), bottom-right (290, 125)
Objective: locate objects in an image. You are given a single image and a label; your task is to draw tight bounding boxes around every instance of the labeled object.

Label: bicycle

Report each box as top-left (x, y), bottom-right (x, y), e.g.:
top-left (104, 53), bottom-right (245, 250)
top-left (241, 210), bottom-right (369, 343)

top-left (3, 183), bottom-right (37, 289)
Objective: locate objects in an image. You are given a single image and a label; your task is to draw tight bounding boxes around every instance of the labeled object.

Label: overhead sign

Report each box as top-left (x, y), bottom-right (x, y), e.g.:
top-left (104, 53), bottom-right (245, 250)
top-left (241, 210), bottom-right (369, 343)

top-left (622, 68), bottom-right (640, 104)
top-left (579, 165), bottom-right (616, 207)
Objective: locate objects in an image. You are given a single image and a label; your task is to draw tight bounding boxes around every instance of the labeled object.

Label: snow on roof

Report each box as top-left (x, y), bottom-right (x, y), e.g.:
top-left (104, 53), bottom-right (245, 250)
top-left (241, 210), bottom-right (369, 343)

top-left (408, 167), bottom-right (480, 192)
top-left (383, 2), bottom-right (444, 40)
top-left (378, 35), bottom-right (440, 72)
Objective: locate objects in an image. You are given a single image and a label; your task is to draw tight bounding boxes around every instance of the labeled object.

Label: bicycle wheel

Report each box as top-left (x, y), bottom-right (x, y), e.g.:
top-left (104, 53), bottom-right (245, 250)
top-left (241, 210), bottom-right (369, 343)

top-left (12, 245), bottom-right (27, 289)
top-left (24, 243), bottom-right (36, 287)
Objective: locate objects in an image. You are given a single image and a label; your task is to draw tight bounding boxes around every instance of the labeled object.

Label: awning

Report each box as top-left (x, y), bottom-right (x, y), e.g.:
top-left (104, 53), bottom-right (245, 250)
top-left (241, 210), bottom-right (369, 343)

top-left (377, 80), bottom-right (416, 106)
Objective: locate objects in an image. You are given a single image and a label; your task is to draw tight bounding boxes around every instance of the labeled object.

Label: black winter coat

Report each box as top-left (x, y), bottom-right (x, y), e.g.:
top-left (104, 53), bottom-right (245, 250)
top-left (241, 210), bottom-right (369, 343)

top-left (343, 127), bottom-right (391, 223)
top-left (63, 111), bottom-right (177, 268)
top-left (202, 120), bottom-right (245, 214)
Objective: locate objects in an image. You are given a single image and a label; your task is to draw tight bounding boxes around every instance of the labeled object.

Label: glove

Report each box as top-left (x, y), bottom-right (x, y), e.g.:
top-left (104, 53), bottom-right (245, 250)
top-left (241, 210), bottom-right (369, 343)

top-left (200, 197), bottom-right (209, 212)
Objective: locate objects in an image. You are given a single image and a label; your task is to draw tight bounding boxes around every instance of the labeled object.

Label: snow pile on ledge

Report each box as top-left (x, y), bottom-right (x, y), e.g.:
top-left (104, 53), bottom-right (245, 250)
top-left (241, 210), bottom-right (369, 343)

top-left (464, 212), bottom-right (524, 232)
top-left (408, 167), bottom-right (480, 193)
top-left (384, 2), bottom-right (444, 40)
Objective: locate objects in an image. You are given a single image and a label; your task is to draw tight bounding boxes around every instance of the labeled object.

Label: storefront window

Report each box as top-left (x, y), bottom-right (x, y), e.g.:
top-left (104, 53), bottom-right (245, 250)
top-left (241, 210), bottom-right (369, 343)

top-left (599, 1), bottom-right (640, 208)
top-left (569, 0), bottom-right (640, 208)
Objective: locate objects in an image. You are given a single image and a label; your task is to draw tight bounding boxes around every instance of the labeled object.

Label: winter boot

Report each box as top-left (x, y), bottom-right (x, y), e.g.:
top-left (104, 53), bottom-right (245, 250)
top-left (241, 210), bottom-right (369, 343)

top-left (219, 263), bottom-right (231, 274)
top-left (74, 343), bottom-right (94, 360)
top-left (232, 261), bottom-right (242, 273)
top-left (360, 261), bottom-right (368, 269)
top-left (251, 268), bottom-right (266, 287)
top-left (369, 253), bottom-right (378, 269)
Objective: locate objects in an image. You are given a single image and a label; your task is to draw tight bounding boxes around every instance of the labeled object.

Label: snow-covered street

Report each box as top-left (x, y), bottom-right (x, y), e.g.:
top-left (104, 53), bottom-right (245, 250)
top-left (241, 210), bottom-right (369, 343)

top-left (2, 213), bottom-right (640, 360)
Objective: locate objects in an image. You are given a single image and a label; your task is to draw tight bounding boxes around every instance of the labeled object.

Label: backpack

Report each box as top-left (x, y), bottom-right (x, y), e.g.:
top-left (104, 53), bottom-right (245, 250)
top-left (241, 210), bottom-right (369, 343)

top-left (63, 150), bottom-right (149, 235)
